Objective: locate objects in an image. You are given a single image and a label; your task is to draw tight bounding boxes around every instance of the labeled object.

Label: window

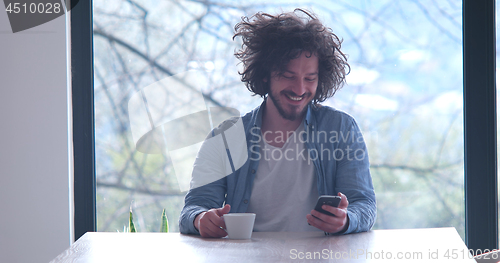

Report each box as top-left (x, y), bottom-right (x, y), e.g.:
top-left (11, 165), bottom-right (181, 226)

top-left (73, 0), bottom-right (497, 250)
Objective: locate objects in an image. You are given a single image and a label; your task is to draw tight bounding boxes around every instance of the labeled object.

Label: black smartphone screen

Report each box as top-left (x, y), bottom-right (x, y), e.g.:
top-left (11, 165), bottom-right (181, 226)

top-left (314, 195), bottom-right (341, 217)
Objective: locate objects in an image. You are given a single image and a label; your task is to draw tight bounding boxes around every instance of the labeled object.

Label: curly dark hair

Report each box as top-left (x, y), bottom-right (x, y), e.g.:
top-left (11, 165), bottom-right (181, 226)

top-left (233, 9), bottom-right (349, 103)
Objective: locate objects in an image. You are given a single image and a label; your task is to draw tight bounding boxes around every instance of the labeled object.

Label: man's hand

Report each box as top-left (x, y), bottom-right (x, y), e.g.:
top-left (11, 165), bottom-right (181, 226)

top-left (307, 192), bottom-right (349, 234)
top-left (194, 204), bottom-right (231, 238)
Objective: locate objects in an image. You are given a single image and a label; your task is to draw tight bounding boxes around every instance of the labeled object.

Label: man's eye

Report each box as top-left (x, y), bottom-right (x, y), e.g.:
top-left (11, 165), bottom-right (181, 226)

top-left (283, 75), bottom-right (294, 79)
top-left (306, 78), bottom-right (317, 82)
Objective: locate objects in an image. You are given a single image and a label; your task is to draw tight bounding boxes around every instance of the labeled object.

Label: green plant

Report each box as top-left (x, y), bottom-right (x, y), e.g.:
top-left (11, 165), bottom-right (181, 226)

top-left (160, 209), bottom-right (169, 233)
top-left (129, 208), bottom-right (137, 232)
top-left (125, 208), bottom-right (168, 233)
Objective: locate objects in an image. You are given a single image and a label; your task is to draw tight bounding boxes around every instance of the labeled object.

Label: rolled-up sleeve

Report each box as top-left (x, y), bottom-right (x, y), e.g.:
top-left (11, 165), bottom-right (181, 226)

top-left (334, 118), bottom-right (376, 234)
top-left (179, 121), bottom-right (235, 235)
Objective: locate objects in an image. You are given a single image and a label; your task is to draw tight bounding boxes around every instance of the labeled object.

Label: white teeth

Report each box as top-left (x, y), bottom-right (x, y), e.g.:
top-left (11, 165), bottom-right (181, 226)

top-left (286, 94), bottom-right (303, 101)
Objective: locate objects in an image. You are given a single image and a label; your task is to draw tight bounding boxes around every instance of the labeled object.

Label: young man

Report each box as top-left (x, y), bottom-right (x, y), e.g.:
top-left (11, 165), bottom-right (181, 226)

top-left (179, 9), bottom-right (376, 237)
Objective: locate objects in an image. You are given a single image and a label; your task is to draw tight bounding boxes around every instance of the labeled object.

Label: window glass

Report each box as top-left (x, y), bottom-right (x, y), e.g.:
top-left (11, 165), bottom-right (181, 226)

top-left (94, 0), bottom-right (463, 235)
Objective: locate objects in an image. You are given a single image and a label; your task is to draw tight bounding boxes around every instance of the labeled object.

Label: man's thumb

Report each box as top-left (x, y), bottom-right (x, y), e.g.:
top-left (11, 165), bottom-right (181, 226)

top-left (217, 204), bottom-right (231, 216)
top-left (338, 192), bottom-right (349, 208)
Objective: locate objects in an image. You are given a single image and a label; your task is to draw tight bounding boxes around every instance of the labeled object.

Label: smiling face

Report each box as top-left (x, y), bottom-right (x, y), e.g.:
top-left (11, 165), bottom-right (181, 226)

top-left (266, 52), bottom-right (319, 122)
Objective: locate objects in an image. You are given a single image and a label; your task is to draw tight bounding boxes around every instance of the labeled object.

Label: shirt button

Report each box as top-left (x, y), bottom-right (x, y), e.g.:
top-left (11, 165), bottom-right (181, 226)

top-left (244, 199), bottom-right (248, 204)
top-left (251, 169), bottom-right (256, 174)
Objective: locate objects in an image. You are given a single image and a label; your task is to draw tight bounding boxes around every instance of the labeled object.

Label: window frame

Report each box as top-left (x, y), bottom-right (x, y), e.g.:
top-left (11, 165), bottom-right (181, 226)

top-left (463, 0), bottom-right (498, 251)
top-left (71, 0), bottom-right (96, 240)
top-left (72, 0), bottom-right (498, 250)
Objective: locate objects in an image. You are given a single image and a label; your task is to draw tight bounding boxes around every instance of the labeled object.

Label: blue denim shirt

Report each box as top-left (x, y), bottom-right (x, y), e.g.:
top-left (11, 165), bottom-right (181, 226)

top-left (179, 101), bottom-right (376, 235)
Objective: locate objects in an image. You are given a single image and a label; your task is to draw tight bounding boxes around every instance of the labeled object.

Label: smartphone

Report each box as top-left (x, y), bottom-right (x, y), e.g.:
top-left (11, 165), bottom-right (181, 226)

top-left (314, 195), bottom-right (341, 217)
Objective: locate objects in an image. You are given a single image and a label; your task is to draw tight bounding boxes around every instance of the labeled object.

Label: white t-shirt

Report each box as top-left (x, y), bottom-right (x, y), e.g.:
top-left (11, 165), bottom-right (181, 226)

top-left (246, 123), bottom-right (320, 232)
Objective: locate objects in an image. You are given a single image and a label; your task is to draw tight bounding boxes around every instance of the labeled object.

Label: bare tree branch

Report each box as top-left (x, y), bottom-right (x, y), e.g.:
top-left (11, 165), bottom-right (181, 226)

top-left (94, 27), bottom-right (227, 108)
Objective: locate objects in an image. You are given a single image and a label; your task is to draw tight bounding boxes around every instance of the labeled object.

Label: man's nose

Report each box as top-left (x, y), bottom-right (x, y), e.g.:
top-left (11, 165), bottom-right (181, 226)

top-left (292, 79), bottom-right (307, 95)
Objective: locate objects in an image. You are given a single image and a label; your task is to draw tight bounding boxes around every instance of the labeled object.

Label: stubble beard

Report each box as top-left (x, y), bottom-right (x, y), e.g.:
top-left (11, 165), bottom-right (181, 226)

top-left (268, 90), bottom-right (311, 121)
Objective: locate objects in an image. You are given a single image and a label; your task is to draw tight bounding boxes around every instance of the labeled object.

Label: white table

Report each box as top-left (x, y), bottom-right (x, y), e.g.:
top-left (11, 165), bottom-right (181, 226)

top-left (51, 227), bottom-right (476, 262)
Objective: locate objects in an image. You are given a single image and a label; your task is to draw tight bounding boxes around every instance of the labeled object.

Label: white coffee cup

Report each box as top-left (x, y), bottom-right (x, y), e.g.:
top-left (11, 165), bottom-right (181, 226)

top-left (223, 213), bottom-right (256, 239)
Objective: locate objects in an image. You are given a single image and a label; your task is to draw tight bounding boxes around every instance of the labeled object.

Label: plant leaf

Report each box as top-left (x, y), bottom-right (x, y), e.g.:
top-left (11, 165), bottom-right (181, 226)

top-left (160, 209), bottom-right (169, 233)
top-left (129, 208), bottom-right (136, 233)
